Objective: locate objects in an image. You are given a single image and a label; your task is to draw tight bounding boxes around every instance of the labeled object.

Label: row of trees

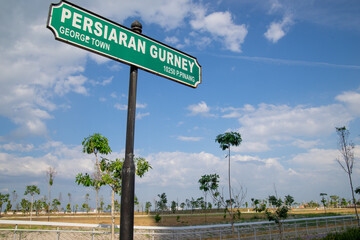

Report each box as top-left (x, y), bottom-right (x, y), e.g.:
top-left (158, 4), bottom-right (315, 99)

top-left (0, 126), bottom-right (359, 239)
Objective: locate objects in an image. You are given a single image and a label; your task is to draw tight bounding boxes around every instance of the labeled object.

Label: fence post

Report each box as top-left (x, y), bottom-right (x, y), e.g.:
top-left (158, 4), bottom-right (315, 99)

top-left (254, 226), bottom-right (257, 240)
top-left (306, 221), bottom-right (309, 235)
top-left (269, 224), bottom-right (272, 240)
top-left (57, 227), bottom-right (60, 240)
top-left (295, 222), bottom-right (298, 238)
top-left (335, 219), bottom-right (337, 232)
top-left (326, 218), bottom-right (328, 233)
top-left (92, 228), bottom-right (95, 240)
top-left (13, 224), bottom-right (17, 240)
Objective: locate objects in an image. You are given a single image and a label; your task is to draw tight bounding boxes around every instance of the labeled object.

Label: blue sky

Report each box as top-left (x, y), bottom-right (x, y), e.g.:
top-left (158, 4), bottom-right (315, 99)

top-left (1, 0), bottom-right (360, 210)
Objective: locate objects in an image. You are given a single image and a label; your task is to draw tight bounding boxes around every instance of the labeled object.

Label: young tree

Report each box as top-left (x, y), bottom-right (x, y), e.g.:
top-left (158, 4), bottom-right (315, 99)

top-left (157, 193), bottom-right (168, 212)
top-left (46, 166), bottom-right (56, 221)
top-left (284, 195), bottom-right (294, 208)
top-left (320, 193), bottom-right (328, 213)
top-left (330, 195), bottom-right (340, 208)
top-left (34, 199), bottom-right (43, 216)
top-left (251, 198), bottom-right (266, 213)
top-left (82, 203), bottom-right (90, 213)
top-left (215, 131), bottom-right (242, 221)
top-left (52, 198), bottom-right (61, 212)
top-left (199, 173), bottom-right (246, 232)
top-left (66, 203), bottom-right (71, 213)
top-left (77, 156), bottom-right (151, 240)
top-left (99, 196), bottom-right (105, 213)
top-left (114, 199), bottom-right (120, 212)
top-left (180, 202), bottom-right (185, 210)
top-left (81, 193), bottom-right (91, 214)
top-left (20, 198), bottom-right (30, 215)
top-left (145, 202), bottom-right (152, 214)
top-left (24, 185), bottom-right (40, 221)
top-left (265, 195), bottom-right (291, 240)
top-left (5, 199), bottom-right (12, 214)
top-left (82, 133), bottom-right (112, 218)
top-left (74, 204), bottom-right (79, 214)
top-left (170, 201), bottom-right (177, 214)
top-left (0, 193), bottom-right (9, 216)
top-left (336, 126), bottom-right (359, 226)
top-left (340, 198), bottom-right (348, 208)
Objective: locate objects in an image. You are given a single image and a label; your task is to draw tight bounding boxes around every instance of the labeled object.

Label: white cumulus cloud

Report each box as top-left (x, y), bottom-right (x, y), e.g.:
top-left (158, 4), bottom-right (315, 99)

top-left (190, 10), bottom-right (248, 52)
top-left (264, 15), bottom-right (293, 43)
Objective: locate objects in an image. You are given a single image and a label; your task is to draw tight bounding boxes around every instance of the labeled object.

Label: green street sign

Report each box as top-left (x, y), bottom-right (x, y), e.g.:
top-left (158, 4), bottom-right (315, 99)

top-left (47, 1), bottom-right (201, 88)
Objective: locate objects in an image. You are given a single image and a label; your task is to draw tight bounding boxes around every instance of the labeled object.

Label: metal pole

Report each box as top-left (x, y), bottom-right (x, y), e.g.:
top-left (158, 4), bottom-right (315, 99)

top-left (120, 20), bottom-right (142, 240)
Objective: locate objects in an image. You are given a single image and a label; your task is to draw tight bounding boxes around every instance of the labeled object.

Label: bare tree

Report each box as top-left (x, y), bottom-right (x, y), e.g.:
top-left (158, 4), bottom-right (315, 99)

top-left (46, 166), bottom-right (56, 221)
top-left (336, 126), bottom-right (359, 226)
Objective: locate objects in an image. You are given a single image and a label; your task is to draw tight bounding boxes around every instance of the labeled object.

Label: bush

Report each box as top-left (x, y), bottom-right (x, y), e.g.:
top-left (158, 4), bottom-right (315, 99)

top-left (154, 214), bottom-right (161, 223)
top-left (320, 227), bottom-right (360, 239)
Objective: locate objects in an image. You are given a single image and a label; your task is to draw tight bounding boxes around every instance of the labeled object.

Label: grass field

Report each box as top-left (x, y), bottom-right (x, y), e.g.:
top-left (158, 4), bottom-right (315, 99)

top-left (0, 208), bottom-right (357, 227)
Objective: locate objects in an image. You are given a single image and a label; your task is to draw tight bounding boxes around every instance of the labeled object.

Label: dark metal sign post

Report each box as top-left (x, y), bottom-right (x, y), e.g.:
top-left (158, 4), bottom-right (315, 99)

top-left (120, 21), bottom-right (141, 240)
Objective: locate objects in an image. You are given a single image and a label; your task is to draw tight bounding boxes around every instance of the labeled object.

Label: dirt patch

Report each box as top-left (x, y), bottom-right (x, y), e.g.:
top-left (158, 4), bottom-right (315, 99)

top-left (1, 208), bottom-right (356, 227)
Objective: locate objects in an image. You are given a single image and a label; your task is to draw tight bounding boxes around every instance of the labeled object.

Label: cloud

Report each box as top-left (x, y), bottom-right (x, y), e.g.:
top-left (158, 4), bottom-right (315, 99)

top-left (291, 139), bottom-right (322, 149)
top-left (190, 10), bottom-right (248, 52)
top-left (139, 151), bottom-right (221, 188)
top-left (0, 2), bottom-right (88, 138)
top-left (187, 101), bottom-right (215, 117)
top-left (335, 90), bottom-right (360, 116)
top-left (136, 112), bottom-right (150, 120)
top-left (0, 143), bottom-right (91, 178)
top-left (114, 103), bottom-right (127, 110)
top-left (164, 36), bottom-right (180, 45)
top-left (264, 15), bottom-right (293, 43)
top-left (89, 54), bottom-right (111, 64)
top-left (114, 102), bottom-right (147, 111)
top-left (89, 76), bottom-right (113, 87)
top-left (232, 141), bottom-right (270, 153)
top-left (215, 54), bottom-right (360, 70)
top-left (0, 140), bottom-right (127, 179)
top-left (237, 103), bottom-right (352, 142)
top-left (0, 143), bottom-right (34, 152)
top-left (110, 92), bottom-right (118, 99)
top-left (177, 136), bottom-right (203, 142)
top-left (88, 0), bottom-right (192, 30)
top-left (290, 148), bottom-right (339, 170)
top-left (54, 75), bottom-right (88, 96)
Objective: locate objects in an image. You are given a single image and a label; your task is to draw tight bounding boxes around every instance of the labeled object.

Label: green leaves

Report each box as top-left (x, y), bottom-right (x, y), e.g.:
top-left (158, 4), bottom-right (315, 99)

top-left (215, 131), bottom-right (242, 150)
top-left (75, 173), bottom-right (95, 187)
top-left (199, 173), bottom-right (219, 192)
top-left (24, 185), bottom-right (40, 196)
top-left (0, 193), bottom-right (9, 204)
top-left (136, 157), bottom-right (152, 177)
top-left (82, 133), bottom-right (112, 155)
top-left (77, 156), bottom-right (151, 194)
top-left (265, 195), bottom-right (289, 224)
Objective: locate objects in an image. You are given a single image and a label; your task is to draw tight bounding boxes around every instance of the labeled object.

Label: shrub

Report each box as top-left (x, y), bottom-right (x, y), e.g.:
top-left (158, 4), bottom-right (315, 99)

top-left (320, 227), bottom-right (360, 240)
top-left (154, 214), bottom-right (161, 223)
